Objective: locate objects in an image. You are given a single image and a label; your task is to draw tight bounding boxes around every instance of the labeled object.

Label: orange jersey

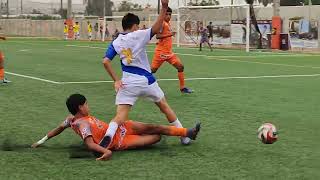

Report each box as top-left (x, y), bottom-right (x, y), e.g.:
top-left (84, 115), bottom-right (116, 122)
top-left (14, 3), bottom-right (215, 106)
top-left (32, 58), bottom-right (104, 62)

top-left (155, 22), bottom-right (173, 53)
top-left (64, 116), bottom-right (134, 150)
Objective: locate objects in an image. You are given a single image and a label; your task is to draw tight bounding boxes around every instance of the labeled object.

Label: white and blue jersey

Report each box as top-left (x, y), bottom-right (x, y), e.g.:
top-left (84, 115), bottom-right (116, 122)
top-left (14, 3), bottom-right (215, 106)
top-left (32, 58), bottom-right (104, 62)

top-left (104, 28), bottom-right (155, 85)
top-left (104, 28), bottom-right (165, 105)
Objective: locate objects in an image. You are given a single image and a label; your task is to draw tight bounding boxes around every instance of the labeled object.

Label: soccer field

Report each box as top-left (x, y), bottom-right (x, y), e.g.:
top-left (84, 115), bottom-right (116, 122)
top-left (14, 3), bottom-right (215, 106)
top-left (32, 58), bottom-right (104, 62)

top-left (1, 39), bottom-right (320, 180)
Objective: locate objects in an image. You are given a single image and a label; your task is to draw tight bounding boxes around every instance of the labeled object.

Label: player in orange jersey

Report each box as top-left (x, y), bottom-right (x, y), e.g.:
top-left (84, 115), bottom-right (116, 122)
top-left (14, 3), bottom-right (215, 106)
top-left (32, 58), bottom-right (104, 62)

top-left (0, 35), bottom-right (10, 84)
top-left (151, 7), bottom-right (192, 94)
top-left (31, 94), bottom-right (201, 161)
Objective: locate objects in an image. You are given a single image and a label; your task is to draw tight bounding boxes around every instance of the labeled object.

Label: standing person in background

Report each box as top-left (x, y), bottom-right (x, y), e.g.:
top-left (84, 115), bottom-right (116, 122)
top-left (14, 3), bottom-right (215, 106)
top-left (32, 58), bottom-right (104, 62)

top-left (207, 22), bottom-right (213, 43)
top-left (94, 23), bottom-right (99, 40)
top-left (63, 22), bottom-right (69, 40)
top-left (199, 24), bottom-right (213, 51)
top-left (99, 24), bottom-right (103, 39)
top-left (73, 22), bottom-right (80, 40)
top-left (87, 21), bottom-right (93, 41)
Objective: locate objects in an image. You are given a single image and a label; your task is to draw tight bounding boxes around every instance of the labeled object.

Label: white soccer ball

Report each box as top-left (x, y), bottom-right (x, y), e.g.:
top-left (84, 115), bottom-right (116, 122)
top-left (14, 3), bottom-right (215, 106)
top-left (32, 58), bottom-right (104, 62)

top-left (257, 123), bottom-right (278, 144)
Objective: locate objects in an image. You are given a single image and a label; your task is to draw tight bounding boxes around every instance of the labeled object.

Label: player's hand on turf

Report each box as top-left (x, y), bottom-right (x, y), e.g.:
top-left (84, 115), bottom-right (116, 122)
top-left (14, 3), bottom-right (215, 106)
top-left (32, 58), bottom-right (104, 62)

top-left (161, 0), bottom-right (169, 8)
top-left (114, 80), bottom-right (123, 92)
top-left (96, 149), bottom-right (112, 161)
top-left (31, 142), bottom-right (40, 148)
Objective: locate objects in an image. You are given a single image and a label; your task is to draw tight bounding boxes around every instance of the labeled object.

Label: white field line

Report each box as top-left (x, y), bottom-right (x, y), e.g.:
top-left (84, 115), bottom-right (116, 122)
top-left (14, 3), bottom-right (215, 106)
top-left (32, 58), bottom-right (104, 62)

top-left (6, 71), bottom-right (320, 84)
top-left (5, 72), bottom-right (60, 84)
top-left (208, 56), bottom-right (320, 69)
top-left (65, 44), bottom-right (317, 58)
top-left (8, 40), bottom-right (314, 55)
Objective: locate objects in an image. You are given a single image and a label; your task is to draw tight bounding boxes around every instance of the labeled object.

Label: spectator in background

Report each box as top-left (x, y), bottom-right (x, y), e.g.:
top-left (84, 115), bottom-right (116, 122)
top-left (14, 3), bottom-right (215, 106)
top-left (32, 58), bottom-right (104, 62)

top-left (112, 29), bottom-right (119, 40)
top-left (141, 24), bottom-right (147, 30)
top-left (94, 22), bottom-right (99, 40)
top-left (87, 21), bottom-right (93, 41)
top-left (207, 22), bottom-right (213, 43)
top-left (73, 22), bottom-right (80, 40)
top-left (63, 22), bottom-right (69, 40)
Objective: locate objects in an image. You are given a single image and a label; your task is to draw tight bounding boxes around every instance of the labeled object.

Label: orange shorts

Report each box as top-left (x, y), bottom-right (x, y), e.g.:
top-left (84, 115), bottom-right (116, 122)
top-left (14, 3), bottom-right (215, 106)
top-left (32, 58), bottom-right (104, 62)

top-left (111, 120), bottom-right (140, 151)
top-left (151, 51), bottom-right (182, 70)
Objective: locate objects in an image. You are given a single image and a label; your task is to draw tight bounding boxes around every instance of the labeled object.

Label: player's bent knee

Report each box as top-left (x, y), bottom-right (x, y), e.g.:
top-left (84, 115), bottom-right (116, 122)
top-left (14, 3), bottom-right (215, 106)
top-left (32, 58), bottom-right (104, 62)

top-left (176, 65), bottom-right (184, 72)
top-left (151, 68), bottom-right (158, 73)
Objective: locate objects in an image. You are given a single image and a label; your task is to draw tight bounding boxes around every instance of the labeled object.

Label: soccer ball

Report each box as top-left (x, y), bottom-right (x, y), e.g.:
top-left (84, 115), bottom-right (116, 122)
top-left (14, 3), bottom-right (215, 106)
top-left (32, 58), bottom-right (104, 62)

top-left (257, 123), bottom-right (278, 144)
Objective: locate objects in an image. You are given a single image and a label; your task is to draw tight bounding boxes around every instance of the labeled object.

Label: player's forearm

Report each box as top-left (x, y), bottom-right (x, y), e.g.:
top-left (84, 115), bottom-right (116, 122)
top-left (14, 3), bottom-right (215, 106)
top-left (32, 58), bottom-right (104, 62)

top-left (103, 59), bottom-right (119, 82)
top-left (84, 137), bottom-right (110, 154)
top-left (47, 126), bottom-right (65, 139)
top-left (32, 126), bottom-right (65, 147)
top-left (152, 3), bottom-right (168, 35)
top-left (156, 33), bottom-right (172, 39)
top-left (87, 142), bottom-right (109, 154)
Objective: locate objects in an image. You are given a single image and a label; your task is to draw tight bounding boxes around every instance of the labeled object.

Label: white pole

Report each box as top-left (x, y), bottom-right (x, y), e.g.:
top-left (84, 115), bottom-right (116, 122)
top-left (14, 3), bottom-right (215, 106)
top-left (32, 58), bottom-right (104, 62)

top-left (177, 0), bottom-right (181, 47)
top-left (102, 16), bottom-right (106, 42)
top-left (102, 0), bottom-right (106, 42)
top-left (246, 5), bottom-right (250, 52)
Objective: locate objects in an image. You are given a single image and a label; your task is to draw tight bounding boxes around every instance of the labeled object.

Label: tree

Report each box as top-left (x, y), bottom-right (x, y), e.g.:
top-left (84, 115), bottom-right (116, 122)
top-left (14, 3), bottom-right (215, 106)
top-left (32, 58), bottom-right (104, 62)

top-left (118, 1), bottom-right (144, 12)
top-left (279, 0), bottom-right (320, 6)
top-left (257, 0), bottom-right (272, 6)
top-left (302, 0), bottom-right (320, 5)
top-left (86, 0), bottom-right (113, 16)
top-left (118, 1), bottom-right (131, 12)
top-left (245, 0), bottom-right (262, 48)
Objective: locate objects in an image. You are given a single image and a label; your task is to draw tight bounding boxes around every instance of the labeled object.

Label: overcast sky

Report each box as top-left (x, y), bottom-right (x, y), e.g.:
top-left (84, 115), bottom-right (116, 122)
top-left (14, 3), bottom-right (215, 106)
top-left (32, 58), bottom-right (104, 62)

top-left (30, 0), bottom-right (248, 7)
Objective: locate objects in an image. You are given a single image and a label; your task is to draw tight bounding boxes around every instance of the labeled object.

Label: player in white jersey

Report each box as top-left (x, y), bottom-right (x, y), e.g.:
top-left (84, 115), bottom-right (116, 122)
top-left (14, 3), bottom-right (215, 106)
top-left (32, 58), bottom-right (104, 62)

top-left (100, 0), bottom-right (194, 148)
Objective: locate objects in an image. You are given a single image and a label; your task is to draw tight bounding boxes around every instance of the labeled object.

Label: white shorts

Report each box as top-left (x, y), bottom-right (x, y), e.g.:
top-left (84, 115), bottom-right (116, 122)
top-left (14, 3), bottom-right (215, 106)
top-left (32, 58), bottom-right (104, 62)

top-left (115, 82), bottom-right (165, 105)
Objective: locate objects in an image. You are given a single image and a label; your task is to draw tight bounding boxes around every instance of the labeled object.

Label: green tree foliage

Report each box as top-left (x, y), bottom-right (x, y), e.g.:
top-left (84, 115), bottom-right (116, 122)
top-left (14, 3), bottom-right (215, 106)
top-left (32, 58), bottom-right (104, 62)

top-left (86, 0), bottom-right (113, 16)
top-left (118, 1), bottom-right (144, 12)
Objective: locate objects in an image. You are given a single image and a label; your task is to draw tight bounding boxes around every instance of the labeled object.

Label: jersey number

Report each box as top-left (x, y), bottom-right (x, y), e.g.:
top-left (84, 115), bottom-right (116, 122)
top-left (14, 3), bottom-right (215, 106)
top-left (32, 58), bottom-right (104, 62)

top-left (121, 48), bottom-right (133, 64)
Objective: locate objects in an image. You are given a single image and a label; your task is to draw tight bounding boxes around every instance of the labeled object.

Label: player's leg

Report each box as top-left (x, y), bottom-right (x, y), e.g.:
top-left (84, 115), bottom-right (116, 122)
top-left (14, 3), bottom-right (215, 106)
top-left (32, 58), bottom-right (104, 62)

top-left (167, 54), bottom-right (192, 93)
top-left (207, 40), bottom-right (213, 51)
top-left (0, 51), bottom-right (9, 83)
top-left (199, 41), bottom-right (203, 51)
top-left (128, 121), bottom-right (201, 140)
top-left (100, 104), bottom-right (131, 148)
top-left (122, 135), bottom-right (161, 150)
top-left (100, 84), bottom-right (140, 148)
top-left (151, 52), bottom-right (165, 73)
top-left (155, 97), bottom-right (192, 144)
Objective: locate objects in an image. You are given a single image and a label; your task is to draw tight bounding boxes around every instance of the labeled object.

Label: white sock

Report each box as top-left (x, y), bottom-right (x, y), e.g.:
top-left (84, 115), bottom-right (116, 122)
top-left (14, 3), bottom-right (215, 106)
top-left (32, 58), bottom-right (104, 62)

top-left (170, 119), bottom-right (183, 128)
top-left (104, 121), bottom-right (118, 139)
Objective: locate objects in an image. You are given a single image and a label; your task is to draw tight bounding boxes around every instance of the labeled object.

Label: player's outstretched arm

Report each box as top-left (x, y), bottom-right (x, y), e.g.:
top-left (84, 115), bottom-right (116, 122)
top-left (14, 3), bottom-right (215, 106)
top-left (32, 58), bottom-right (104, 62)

top-left (151, 0), bottom-right (169, 35)
top-left (31, 115), bottom-right (74, 148)
top-left (84, 136), bottom-right (112, 161)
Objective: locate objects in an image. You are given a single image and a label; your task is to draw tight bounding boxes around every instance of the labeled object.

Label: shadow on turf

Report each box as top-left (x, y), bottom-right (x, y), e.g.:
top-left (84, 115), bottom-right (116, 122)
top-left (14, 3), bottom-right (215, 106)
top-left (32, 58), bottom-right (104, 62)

top-left (0, 136), bottom-right (181, 159)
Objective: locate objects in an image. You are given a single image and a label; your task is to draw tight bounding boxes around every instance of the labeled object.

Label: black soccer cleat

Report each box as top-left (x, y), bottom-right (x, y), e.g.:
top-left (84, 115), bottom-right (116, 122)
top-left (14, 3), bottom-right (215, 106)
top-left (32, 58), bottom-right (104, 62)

top-left (187, 122), bottom-right (201, 140)
top-left (99, 135), bottom-right (111, 148)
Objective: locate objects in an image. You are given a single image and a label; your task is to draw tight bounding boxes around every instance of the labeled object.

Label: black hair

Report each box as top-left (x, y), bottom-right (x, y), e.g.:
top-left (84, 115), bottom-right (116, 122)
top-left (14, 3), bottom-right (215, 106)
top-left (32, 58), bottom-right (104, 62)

top-left (167, 7), bottom-right (172, 13)
top-left (122, 13), bottom-right (140, 30)
top-left (66, 94), bottom-right (87, 115)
